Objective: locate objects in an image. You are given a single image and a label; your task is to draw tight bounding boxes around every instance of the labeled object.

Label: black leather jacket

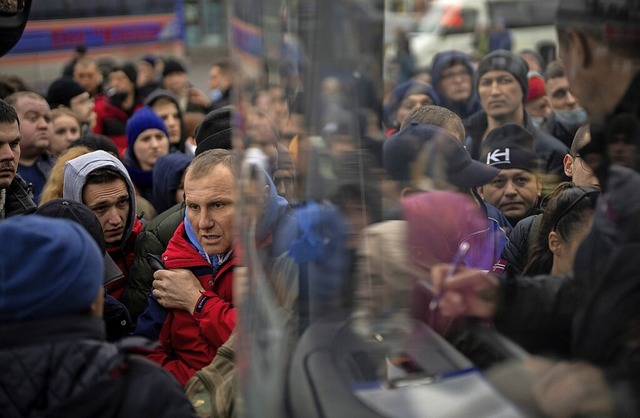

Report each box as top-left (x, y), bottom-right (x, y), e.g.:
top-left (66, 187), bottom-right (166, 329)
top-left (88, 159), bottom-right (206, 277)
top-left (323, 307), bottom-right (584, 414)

top-left (1, 174), bottom-right (36, 220)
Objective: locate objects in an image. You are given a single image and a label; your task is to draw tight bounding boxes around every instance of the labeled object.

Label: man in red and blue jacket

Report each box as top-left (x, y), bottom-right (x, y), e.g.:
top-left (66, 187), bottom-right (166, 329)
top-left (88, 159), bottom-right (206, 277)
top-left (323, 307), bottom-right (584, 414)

top-left (145, 149), bottom-right (237, 385)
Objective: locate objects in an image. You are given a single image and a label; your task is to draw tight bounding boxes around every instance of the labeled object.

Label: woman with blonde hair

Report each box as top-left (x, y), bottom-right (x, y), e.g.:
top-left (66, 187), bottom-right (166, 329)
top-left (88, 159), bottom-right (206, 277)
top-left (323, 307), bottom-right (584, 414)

top-left (50, 108), bottom-right (82, 156)
top-left (40, 146), bottom-right (91, 205)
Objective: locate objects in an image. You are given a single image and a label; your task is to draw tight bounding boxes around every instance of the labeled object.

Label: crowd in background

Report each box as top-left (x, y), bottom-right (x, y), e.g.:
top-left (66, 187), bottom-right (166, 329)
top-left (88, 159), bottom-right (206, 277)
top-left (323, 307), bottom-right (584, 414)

top-left (0, 0), bottom-right (639, 415)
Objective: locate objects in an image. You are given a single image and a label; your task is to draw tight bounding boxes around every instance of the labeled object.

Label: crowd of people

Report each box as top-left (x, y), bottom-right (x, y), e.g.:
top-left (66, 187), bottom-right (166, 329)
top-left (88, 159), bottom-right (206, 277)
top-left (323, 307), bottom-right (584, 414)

top-left (0, 0), bottom-right (639, 416)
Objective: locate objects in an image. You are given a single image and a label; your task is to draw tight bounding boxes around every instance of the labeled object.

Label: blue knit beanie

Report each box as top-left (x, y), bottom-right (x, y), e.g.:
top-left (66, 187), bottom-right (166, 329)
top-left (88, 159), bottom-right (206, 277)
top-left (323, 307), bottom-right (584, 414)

top-left (0, 215), bottom-right (104, 322)
top-left (125, 106), bottom-right (169, 152)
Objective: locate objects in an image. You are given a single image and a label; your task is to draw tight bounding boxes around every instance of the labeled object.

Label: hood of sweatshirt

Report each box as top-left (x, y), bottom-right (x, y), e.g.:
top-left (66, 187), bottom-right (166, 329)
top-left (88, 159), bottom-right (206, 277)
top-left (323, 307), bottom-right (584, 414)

top-left (62, 150), bottom-right (137, 249)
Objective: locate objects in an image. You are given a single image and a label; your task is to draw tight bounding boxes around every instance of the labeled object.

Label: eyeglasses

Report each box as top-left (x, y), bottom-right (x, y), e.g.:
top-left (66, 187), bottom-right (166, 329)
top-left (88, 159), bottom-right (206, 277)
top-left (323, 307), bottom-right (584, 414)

top-left (572, 154), bottom-right (594, 174)
top-left (441, 69), bottom-right (471, 81)
top-left (552, 189), bottom-right (599, 232)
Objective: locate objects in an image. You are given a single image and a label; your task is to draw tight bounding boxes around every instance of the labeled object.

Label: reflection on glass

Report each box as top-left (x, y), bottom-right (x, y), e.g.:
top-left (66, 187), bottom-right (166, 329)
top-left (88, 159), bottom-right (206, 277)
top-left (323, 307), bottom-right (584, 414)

top-left (0, 0), bottom-right (19, 13)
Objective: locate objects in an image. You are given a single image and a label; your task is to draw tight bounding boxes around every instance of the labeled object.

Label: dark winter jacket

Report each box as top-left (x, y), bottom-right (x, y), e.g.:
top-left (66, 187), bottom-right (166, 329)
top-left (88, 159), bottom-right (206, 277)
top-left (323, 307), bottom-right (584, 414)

top-left (492, 214), bottom-right (541, 277)
top-left (124, 203), bottom-right (185, 323)
top-left (0, 315), bottom-right (196, 418)
top-left (17, 152), bottom-right (55, 205)
top-left (463, 110), bottom-right (569, 176)
top-left (123, 151), bottom-right (155, 203)
top-left (0, 174), bottom-right (36, 220)
top-left (494, 73), bottom-right (640, 416)
top-left (151, 152), bottom-right (192, 214)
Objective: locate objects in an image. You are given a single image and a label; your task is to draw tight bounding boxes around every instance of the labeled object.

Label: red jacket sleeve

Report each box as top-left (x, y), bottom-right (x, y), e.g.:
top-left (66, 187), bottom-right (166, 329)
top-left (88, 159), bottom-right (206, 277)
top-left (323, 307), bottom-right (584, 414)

top-left (192, 291), bottom-right (237, 348)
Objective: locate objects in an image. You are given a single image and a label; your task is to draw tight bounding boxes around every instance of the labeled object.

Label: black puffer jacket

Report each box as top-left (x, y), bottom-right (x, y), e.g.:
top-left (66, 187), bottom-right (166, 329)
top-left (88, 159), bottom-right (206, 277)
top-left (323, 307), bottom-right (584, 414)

top-left (0, 315), bottom-right (195, 418)
top-left (496, 214), bottom-right (542, 278)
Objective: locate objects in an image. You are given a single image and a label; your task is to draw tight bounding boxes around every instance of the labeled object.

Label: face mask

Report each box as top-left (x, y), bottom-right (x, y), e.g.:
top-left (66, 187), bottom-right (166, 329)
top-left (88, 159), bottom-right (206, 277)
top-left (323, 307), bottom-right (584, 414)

top-left (554, 107), bottom-right (588, 128)
top-left (530, 116), bottom-right (545, 128)
top-left (210, 89), bottom-right (223, 102)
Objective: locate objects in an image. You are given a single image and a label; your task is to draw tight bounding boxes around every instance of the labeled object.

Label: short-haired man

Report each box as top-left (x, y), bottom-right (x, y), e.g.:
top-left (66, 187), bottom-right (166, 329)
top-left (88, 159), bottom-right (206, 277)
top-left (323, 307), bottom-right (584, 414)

top-left (73, 56), bottom-right (104, 98)
top-left (563, 123), bottom-right (598, 189)
top-left (188, 58), bottom-right (235, 112)
top-left (5, 91), bottom-right (55, 204)
top-left (123, 106), bottom-right (234, 323)
top-left (145, 149), bottom-right (237, 385)
top-left (0, 98), bottom-right (36, 219)
top-left (63, 150), bottom-right (144, 300)
top-left (93, 62), bottom-right (144, 156)
top-left (464, 50), bottom-right (569, 178)
top-left (401, 104), bottom-right (466, 142)
top-left (540, 59), bottom-right (589, 147)
top-left (161, 57), bottom-right (208, 115)
top-left (495, 123), bottom-right (599, 278)
top-left (0, 215), bottom-right (195, 417)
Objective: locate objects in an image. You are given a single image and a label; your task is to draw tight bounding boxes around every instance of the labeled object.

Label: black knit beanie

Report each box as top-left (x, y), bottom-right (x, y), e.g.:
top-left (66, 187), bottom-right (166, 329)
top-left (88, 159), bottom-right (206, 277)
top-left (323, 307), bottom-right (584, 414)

top-left (476, 50), bottom-right (529, 100)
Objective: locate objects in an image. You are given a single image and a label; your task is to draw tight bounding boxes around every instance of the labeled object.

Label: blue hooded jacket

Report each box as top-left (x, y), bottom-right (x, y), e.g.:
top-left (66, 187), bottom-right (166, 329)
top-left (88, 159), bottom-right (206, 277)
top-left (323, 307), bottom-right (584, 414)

top-left (151, 153), bottom-right (193, 214)
top-left (431, 50), bottom-right (482, 120)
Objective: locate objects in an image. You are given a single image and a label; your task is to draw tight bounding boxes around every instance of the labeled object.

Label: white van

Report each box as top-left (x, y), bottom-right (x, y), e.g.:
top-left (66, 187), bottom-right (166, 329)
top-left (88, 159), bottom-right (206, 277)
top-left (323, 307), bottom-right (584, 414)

top-left (408, 0), bottom-right (558, 68)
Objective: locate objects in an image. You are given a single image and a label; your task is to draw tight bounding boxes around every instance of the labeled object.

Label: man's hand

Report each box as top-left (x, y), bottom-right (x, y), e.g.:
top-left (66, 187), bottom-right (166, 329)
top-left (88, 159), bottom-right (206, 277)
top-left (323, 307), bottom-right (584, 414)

top-left (188, 87), bottom-right (212, 108)
top-left (152, 268), bottom-right (205, 314)
top-left (430, 264), bottom-right (499, 321)
top-left (525, 357), bottom-right (614, 418)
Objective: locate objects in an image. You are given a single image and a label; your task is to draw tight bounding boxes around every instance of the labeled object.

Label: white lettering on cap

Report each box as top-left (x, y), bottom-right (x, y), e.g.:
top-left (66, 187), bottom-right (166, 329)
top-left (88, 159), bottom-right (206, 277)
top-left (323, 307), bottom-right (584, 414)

top-left (487, 148), bottom-right (510, 165)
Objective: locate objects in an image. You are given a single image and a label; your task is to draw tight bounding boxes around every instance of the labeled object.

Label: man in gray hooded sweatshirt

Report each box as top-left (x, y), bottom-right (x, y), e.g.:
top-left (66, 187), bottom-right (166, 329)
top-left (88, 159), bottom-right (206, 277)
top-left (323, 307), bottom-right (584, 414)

top-left (63, 150), bottom-right (144, 301)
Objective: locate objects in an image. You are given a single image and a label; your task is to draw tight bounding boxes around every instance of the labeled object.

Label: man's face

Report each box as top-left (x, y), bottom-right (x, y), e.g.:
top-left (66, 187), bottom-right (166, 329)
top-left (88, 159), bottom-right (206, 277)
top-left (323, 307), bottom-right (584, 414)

top-left (69, 91), bottom-right (94, 124)
top-left (545, 76), bottom-right (579, 111)
top-left (73, 63), bottom-right (102, 96)
top-left (151, 100), bottom-right (182, 145)
top-left (83, 178), bottom-right (130, 245)
top-left (163, 72), bottom-right (188, 95)
top-left (14, 96), bottom-right (52, 157)
top-left (439, 64), bottom-right (473, 102)
top-left (185, 165), bottom-right (235, 255)
top-left (209, 65), bottom-right (232, 91)
top-left (108, 70), bottom-right (134, 95)
top-left (478, 168), bottom-right (541, 221)
top-left (0, 121), bottom-right (21, 189)
top-left (525, 95), bottom-right (550, 119)
top-left (395, 93), bottom-right (435, 127)
top-left (273, 168), bottom-right (296, 200)
top-left (478, 70), bottom-right (523, 121)
top-left (137, 61), bottom-right (155, 87)
top-left (608, 135), bottom-right (637, 169)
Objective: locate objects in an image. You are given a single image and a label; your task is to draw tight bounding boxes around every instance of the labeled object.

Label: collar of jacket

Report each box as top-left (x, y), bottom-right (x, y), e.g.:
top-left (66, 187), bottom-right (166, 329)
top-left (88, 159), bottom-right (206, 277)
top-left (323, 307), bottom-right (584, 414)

top-left (0, 315), bottom-right (105, 348)
top-left (3, 174), bottom-right (37, 218)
